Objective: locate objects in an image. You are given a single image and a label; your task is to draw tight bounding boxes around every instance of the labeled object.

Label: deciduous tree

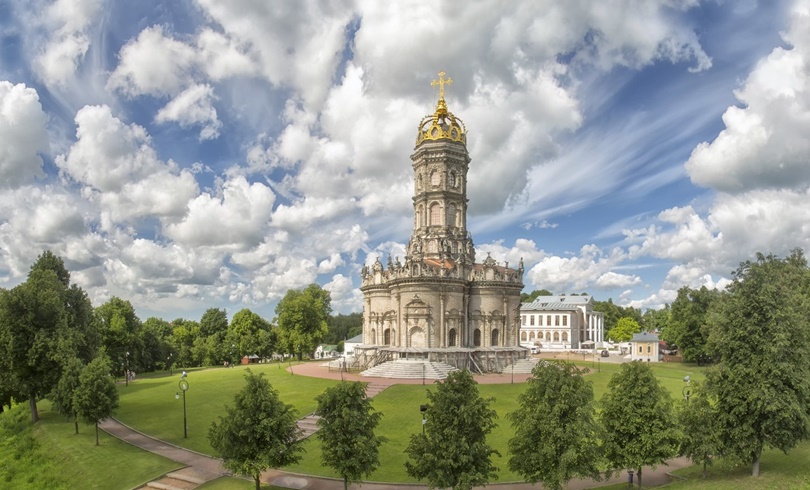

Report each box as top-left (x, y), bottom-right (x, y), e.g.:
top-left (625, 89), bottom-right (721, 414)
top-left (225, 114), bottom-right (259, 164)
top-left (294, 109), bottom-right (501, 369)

top-left (74, 353), bottom-right (119, 445)
top-left (275, 284), bottom-right (331, 360)
top-left (662, 286), bottom-right (719, 362)
top-left (705, 250), bottom-right (810, 476)
top-left (315, 382), bottom-right (386, 490)
top-left (599, 361), bottom-right (680, 488)
top-left (51, 357), bottom-right (84, 434)
top-left (405, 369), bottom-right (499, 490)
top-left (208, 370), bottom-right (303, 490)
top-left (678, 382), bottom-right (721, 479)
top-left (508, 362), bottom-right (602, 489)
top-left (607, 317), bottom-right (641, 342)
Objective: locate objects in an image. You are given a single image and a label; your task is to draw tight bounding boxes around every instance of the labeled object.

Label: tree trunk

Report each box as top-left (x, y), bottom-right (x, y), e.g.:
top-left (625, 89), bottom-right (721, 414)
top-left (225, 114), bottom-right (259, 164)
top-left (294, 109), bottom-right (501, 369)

top-left (344, 475), bottom-right (348, 490)
top-left (702, 457), bottom-right (707, 479)
top-left (95, 422), bottom-right (99, 446)
top-left (254, 474), bottom-right (261, 490)
top-left (752, 447), bottom-right (762, 477)
top-left (637, 467), bottom-right (642, 489)
top-left (29, 394), bottom-right (39, 423)
top-left (74, 414), bottom-right (79, 434)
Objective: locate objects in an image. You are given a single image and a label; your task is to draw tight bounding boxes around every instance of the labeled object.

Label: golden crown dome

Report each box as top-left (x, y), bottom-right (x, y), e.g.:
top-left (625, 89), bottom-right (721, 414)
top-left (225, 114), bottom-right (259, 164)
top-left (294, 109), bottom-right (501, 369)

top-left (416, 71), bottom-right (467, 145)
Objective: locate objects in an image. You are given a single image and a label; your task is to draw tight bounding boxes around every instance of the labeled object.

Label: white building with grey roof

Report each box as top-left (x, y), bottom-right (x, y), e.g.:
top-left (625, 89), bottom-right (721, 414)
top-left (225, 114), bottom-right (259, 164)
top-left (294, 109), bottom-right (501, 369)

top-left (519, 295), bottom-right (605, 350)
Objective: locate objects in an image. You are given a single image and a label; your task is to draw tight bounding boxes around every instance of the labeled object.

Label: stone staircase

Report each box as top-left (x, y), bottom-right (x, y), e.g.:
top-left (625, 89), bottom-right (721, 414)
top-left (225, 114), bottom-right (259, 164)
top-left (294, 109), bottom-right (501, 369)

top-left (501, 357), bottom-right (543, 375)
top-left (296, 413), bottom-right (321, 439)
top-left (137, 468), bottom-right (206, 490)
top-left (360, 359), bottom-right (457, 379)
top-left (364, 382), bottom-right (389, 397)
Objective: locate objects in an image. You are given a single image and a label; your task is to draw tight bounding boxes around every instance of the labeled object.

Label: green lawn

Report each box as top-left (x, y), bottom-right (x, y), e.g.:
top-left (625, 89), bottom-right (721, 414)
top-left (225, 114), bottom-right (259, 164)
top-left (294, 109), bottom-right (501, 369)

top-left (115, 362), bottom-right (339, 454)
top-left (0, 401), bottom-right (179, 489)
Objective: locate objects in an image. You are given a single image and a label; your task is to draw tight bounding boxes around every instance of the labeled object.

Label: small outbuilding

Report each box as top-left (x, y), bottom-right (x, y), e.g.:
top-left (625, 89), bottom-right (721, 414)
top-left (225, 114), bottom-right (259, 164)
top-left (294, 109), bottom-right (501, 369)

top-left (630, 332), bottom-right (660, 362)
top-left (343, 334), bottom-right (363, 356)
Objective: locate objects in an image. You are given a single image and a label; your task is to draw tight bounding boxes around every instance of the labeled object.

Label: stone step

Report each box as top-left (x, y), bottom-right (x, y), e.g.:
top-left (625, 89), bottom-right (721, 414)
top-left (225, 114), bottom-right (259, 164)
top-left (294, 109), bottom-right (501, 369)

top-left (296, 413), bottom-right (321, 439)
top-left (364, 383), bottom-right (389, 397)
top-left (145, 476), bottom-right (196, 490)
top-left (166, 471), bottom-right (206, 485)
top-left (360, 360), bottom-right (457, 379)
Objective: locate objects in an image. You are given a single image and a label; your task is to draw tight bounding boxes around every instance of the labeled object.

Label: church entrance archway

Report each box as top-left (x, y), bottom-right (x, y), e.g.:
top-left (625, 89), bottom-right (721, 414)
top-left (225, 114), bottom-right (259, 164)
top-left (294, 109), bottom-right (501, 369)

top-left (473, 329), bottom-right (481, 347)
top-left (383, 328), bottom-right (391, 345)
top-left (491, 329), bottom-right (499, 347)
top-left (409, 327), bottom-right (425, 347)
top-left (448, 328), bottom-right (457, 347)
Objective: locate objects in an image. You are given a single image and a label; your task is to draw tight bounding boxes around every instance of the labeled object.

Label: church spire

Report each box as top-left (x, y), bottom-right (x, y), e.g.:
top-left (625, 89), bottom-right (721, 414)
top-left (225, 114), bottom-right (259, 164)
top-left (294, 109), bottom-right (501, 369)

top-left (416, 71), bottom-right (466, 145)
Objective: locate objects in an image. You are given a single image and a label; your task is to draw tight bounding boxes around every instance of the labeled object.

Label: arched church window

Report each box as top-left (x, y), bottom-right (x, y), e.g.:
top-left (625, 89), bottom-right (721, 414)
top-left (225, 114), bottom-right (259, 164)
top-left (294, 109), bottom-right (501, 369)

top-left (491, 329), bottom-right (499, 346)
top-left (430, 203), bottom-right (441, 226)
top-left (417, 205), bottom-right (423, 228)
top-left (431, 171), bottom-right (440, 187)
top-left (384, 329), bottom-right (391, 345)
top-left (447, 204), bottom-right (456, 227)
top-left (449, 171), bottom-right (456, 187)
top-left (473, 329), bottom-right (481, 347)
top-left (448, 329), bottom-right (457, 347)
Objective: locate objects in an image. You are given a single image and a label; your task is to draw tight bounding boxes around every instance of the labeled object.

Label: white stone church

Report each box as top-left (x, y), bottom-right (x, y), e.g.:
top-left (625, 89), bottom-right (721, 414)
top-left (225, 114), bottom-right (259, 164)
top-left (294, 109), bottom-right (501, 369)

top-left (356, 73), bottom-right (526, 373)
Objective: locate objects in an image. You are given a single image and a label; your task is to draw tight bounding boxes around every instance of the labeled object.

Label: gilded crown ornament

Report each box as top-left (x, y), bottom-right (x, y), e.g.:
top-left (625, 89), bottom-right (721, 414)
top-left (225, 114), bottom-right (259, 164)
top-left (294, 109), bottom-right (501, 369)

top-left (416, 70), bottom-right (466, 145)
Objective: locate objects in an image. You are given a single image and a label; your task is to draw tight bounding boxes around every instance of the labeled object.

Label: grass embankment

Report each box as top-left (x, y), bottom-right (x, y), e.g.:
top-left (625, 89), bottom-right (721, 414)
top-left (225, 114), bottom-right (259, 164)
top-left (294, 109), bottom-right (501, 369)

top-left (116, 362), bottom-right (339, 455)
top-left (198, 476), bottom-right (288, 489)
top-left (0, 401), bottom-right (179, 489)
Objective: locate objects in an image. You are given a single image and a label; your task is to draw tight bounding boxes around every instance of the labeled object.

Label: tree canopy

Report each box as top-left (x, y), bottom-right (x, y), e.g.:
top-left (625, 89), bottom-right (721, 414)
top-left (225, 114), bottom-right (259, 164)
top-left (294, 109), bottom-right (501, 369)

top-left (74, 353), bottom-right (119, 445)
top-left (0, 251), bottom-right (96, 422)
top-left (662, 286), bottom-right (720, 361)
top-left (607, 316), bottom-right (641, 342)
top-left (705, 250), bottom-right (810, 476)
top-left (599, 361), bottom-right (680, 488)
top-left (228, 308), bottom-right (273, 360)
top-left (315, 382), bottom-right (386, 490)
top-left (508, 361), bottom-right (602, 489)
top-left (275, 284), bottom-right (331, 359)
top-left (208, 369), bottom-right (304, 490)
top-left (405, 369), bottom-right (499, 490)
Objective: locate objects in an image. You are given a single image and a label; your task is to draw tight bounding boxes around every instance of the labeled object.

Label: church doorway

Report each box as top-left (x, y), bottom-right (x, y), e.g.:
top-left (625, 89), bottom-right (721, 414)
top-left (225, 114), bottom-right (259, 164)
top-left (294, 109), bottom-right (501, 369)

top-left (409, 327), bottom-right (425, 347)
top-left (448, 328), bottom-right (457, 347)
top-left (473, 329), bottom-right (481, 347)
top-left (383, 328), bottom-right (391, 345)
top-left (491, 329), bottom-right (499, 347)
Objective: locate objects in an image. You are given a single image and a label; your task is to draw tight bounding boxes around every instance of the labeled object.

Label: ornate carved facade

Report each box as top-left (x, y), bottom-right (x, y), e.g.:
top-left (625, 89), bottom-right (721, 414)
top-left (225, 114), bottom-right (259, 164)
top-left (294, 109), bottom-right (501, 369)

top-left (360, 73), bottom-right (524, 357)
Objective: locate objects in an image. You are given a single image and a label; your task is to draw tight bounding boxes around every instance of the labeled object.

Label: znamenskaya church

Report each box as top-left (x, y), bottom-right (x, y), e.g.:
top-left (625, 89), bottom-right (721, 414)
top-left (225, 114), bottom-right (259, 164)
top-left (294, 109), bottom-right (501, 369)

top-left (355, 73), bottom-right (527, 375)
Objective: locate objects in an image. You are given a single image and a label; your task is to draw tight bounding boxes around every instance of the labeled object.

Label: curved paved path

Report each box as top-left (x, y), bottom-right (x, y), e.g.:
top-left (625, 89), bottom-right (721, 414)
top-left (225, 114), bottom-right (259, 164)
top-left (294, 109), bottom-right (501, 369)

top-left (101, 363), bottom-right (693, 489)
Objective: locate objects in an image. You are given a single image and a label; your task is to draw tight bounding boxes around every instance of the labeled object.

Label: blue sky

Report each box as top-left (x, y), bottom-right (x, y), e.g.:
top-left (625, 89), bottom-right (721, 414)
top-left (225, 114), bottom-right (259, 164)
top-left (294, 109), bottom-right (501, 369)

top-left (1, 0), bottom-right (809, 323)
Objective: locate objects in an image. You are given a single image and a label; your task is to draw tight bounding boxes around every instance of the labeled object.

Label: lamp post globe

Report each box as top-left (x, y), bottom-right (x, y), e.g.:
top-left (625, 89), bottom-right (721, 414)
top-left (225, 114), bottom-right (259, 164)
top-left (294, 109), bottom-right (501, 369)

top-left (178, 376), bottom-right (189, 438)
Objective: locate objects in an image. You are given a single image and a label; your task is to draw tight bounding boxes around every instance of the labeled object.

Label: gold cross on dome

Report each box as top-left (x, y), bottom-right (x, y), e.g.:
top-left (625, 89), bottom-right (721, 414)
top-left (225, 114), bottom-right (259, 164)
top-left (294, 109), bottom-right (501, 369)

top-left (431, 71), bottom-right (453, 99)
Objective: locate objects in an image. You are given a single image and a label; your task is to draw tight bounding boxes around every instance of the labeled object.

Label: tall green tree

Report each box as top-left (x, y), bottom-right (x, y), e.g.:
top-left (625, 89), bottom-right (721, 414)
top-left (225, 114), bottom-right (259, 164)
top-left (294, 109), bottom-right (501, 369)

top-left (96, 297), bottom-right (143, 375)
top-left (508, 362), bottom-right (602, 489)
top-left (170, 319), bottom-right (201, 367)
top-left (227, 308), bottom-right (274, 361)
top-left (200, 307), bottom-right (229, 337)
top-left (315, 382), bottom-right (386, 490)
top-left (74, 353), bottom-right (119, 445)
top-left (705, 250), bottom-right (810, 476)
top-left (607, 317), bottom-right (641, 342)
top-left (641, 305), bottom-right (670, 334)
top-left (599, 361), bottom-right (680, 488)
top-left (405, 369), bottom-right (499, 490)
top-left (50, 357), bottom-right (84, 434)
top-left (662, 286), bottom-right (720, 362)
top-left (594, 299), bottom-right (642, 331)
top-left (678, 382), bottom-right (721, 479)
top-left (324, 312), bottom-right (363, 344)
top-left (208, 370), bottom-right (304, 490)
top-left (275, 284), bottom-right (331, 360)
top-left (0, 251), bottom-right (91, 422)
top-left (141, 317), bottom-right (173, 372)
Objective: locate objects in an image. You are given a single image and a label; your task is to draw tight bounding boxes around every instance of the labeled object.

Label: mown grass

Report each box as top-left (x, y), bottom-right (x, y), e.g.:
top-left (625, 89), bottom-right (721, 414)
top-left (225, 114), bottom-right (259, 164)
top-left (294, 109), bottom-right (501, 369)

top-left (115, 362), bottom-right (339, 455)
top-left (0, 401), bottom-right (179, 489)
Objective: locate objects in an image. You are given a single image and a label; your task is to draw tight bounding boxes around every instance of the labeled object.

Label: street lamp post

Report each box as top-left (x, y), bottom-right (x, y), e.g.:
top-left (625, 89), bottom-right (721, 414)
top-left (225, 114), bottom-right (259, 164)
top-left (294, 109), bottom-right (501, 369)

top-left (167, 353), bottom-right (173, 376)
top-left (420, 404), bottom-right (427, 435)
top-left (683, 375), bottom-right (692, 405)
top-left (125, 351), bottom-right (130, 387)
top-left (176, 371), bottom-right (189, 438)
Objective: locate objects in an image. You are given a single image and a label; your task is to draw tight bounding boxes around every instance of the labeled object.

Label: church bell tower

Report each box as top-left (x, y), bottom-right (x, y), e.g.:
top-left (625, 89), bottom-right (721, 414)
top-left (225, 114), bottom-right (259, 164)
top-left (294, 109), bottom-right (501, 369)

top-left (408, 72), bottom-right (475, 265)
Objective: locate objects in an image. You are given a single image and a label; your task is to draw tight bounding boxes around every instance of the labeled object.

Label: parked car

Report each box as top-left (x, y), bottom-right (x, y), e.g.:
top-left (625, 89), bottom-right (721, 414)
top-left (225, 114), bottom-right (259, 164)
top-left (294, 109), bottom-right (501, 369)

top-left (600, 349), bottom-right (610, 357)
